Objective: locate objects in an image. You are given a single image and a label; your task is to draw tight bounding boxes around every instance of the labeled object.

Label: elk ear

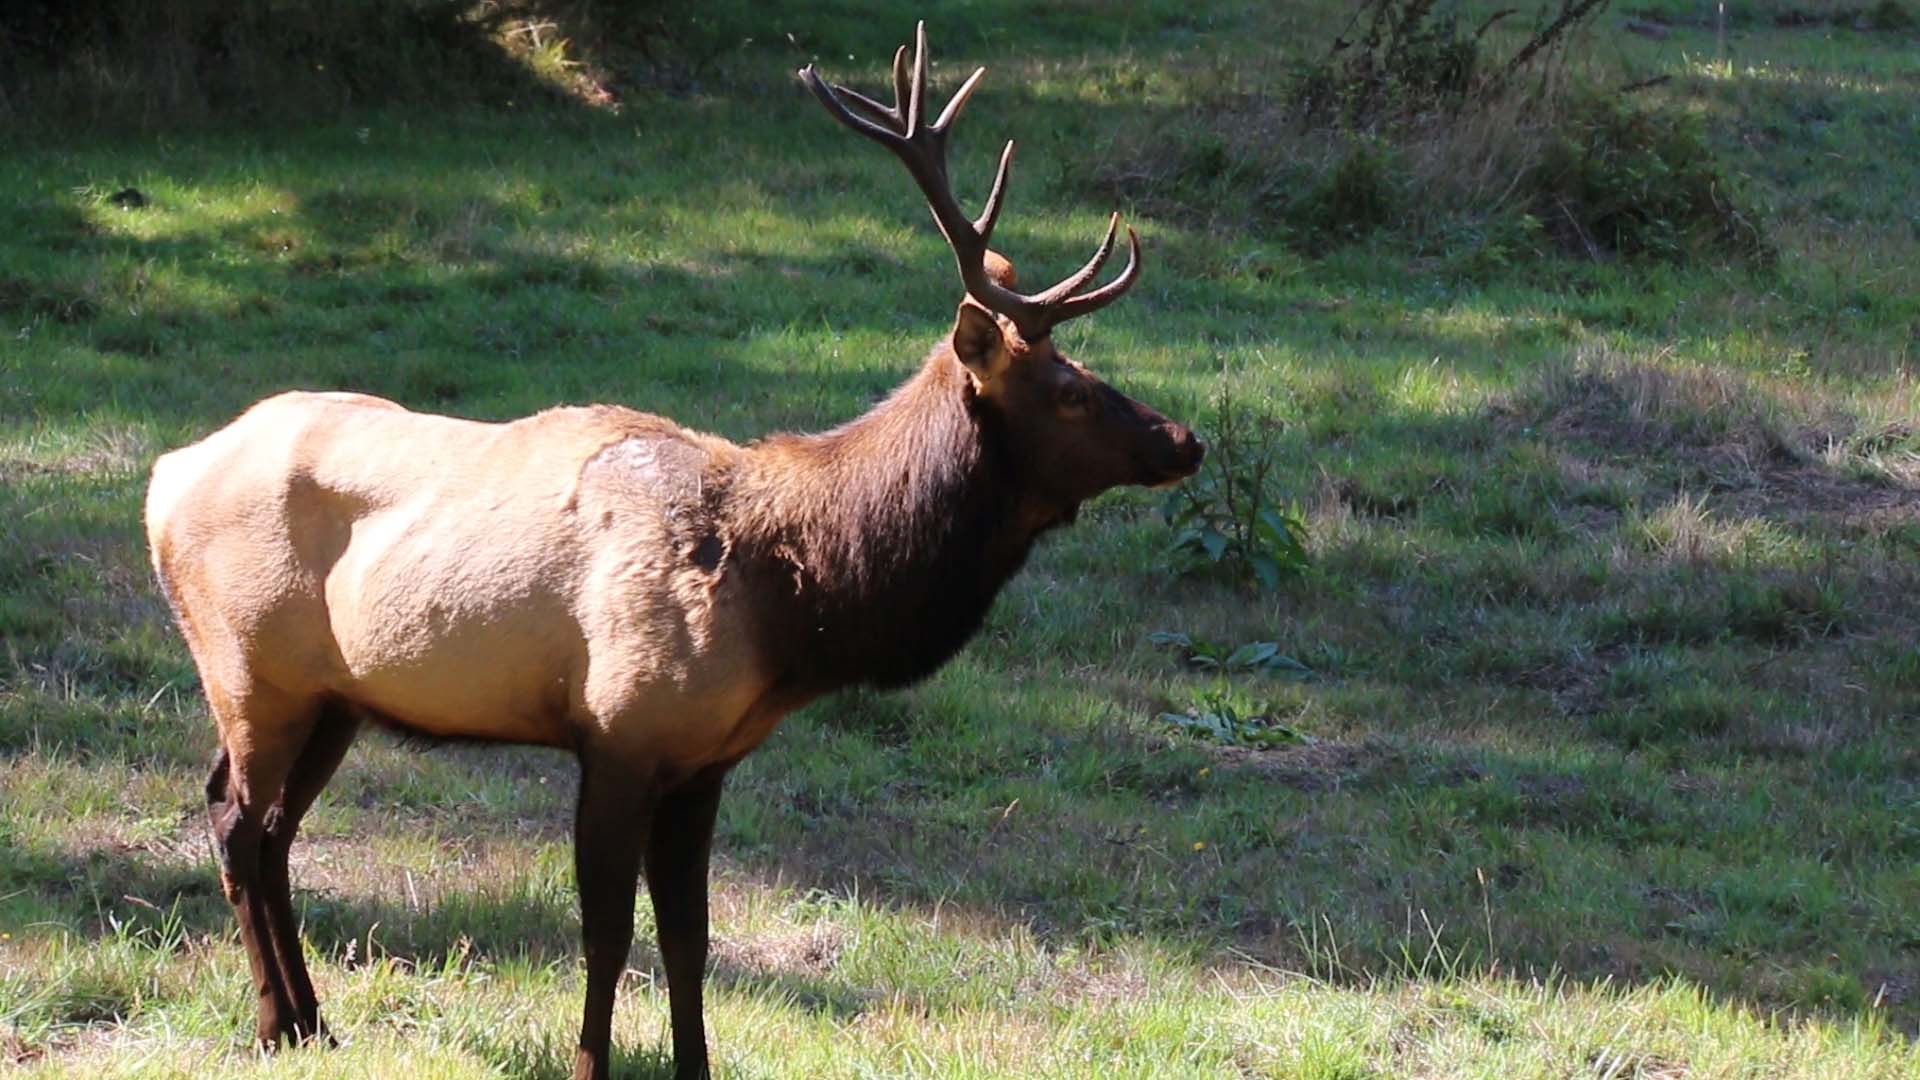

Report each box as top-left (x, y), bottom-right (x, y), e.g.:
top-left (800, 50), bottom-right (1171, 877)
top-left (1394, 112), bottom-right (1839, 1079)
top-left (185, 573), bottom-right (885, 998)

top-left (952, 301), bottom-right (1012, 383)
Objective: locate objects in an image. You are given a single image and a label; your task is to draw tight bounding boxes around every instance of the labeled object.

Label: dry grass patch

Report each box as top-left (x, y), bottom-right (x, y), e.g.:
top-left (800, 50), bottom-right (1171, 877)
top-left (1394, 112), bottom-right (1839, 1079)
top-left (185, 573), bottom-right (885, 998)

top-left (1304, 470), bottom-right (1363, 552)
top-left (45, 811), bottom-right (205, 867)
top-left (1625, 491), bottom-right (1778, 565)
top-left (711, 921), bottom-right (846, 981)
top-left (286, 832), bottom-right (557, 908)
top-left (1526, 347), bottom-right (1807, 454)
top-left (0, 426), bottom-right (156, 482)
top-left (1518, 346), bottom-right (1920, 507)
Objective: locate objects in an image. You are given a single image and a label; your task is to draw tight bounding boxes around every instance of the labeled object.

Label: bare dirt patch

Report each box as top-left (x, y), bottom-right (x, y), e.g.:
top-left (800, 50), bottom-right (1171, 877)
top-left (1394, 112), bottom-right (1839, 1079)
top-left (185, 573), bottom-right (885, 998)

top-left (1718, 464), bottom-right (1920, 528)
top-left (1511, 644), bottom-right (1626, 716)
top-left (1867, 968), bottom-right (1919, 1009)
top-left (1210, 737), bottom-right (1394, 792)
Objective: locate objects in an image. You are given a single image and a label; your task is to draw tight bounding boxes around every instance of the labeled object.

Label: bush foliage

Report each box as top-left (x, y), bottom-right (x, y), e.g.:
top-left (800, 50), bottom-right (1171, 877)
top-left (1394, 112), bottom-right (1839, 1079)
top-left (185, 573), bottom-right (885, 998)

top-left (1082, 0), bottom-right (1768, 264)
top-left (1535, 94), bottom-right (1768, 260)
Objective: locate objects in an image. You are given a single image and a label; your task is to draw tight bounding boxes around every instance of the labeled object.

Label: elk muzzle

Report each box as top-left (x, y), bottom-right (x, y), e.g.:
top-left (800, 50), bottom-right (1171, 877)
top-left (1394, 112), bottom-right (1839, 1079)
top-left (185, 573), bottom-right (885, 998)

top-left (1144, 421), bottom-right (1205, 489)
top-left (1101, 383), bottom-right (1204, 490)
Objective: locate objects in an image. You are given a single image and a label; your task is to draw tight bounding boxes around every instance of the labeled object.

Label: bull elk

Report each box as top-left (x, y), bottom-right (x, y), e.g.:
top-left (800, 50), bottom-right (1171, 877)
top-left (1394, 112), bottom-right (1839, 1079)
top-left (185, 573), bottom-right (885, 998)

top-left (145, 24), bottom-right (1201, 1080)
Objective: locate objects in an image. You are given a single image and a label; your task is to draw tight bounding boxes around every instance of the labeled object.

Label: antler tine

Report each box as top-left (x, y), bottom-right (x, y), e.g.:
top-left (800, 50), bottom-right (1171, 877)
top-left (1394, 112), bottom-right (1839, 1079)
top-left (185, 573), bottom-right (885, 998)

top-left (906, 22), bottom-right (928, 138)
top-left (891, 44), bottom-right (912, 126)
top-left (1033, 212), bottom-right (1120, 304)
top-left (972, 139), bottom-right (1014, 241)
top-left (799, 67), bottom-right (905, 148)
top-left (800, 31), bottom-right (1046, 333)
top-left (836, 81), bottom-right (900, 128)
top-left (932, 66), bottom-right (987, 132)
top-left (1048, 225), bottom-right (1142, 324)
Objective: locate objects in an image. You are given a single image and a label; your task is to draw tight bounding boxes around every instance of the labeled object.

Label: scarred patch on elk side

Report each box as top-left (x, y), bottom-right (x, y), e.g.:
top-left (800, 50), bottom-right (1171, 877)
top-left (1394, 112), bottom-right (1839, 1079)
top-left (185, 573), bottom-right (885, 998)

top-left (589, 434), bottom-right (709, 506)
top-left (585, 434), bottom-right (734, 577)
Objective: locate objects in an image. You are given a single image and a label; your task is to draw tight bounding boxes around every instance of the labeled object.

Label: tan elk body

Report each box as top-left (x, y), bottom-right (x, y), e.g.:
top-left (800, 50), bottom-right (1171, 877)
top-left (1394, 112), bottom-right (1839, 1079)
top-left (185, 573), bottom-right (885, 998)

top-left (147, 394), bottom-right (776, 758)
top-left (147, 25), bottom-right (1201, 1080)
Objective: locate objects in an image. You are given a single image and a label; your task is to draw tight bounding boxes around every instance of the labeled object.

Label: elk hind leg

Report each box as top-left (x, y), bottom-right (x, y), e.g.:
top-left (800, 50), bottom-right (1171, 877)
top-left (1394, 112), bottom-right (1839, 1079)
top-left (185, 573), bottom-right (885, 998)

top-left (257, 699), bottom-right (361, 1043)
top-left (204, 685), bottom-right (324, 1048)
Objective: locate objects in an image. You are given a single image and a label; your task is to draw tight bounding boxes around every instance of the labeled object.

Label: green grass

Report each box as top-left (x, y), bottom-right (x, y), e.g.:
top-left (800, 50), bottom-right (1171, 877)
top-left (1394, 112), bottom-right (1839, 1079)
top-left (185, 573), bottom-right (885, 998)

top-left (5, 2), bottom-right (1920, 1076)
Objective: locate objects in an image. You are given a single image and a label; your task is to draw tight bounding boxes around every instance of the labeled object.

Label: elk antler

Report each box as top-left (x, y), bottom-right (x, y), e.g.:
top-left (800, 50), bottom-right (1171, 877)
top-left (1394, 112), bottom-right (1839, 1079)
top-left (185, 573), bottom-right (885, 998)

top-left (799, 22), bottom-right (1140, 342)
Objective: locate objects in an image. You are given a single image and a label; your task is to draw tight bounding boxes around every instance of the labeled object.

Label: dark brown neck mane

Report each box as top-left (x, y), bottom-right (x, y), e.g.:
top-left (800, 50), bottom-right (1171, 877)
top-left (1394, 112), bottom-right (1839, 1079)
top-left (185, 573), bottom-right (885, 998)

top-left (732, 344), bottom-right (1054, 694)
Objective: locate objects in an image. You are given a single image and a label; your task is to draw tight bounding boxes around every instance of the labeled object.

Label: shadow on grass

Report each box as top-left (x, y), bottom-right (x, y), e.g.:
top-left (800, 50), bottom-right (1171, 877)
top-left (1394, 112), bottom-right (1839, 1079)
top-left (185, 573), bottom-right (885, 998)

top-left (1, 0), bottom-right (1250, 133)
top-left (0, 0), bottom-right (605, 132)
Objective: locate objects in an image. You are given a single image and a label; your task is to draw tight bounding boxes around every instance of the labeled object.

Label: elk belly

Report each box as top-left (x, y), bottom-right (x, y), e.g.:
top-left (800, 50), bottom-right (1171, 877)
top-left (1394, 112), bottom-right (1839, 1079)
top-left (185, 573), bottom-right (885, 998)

top-left (323, 500), bottom-right (584, 746)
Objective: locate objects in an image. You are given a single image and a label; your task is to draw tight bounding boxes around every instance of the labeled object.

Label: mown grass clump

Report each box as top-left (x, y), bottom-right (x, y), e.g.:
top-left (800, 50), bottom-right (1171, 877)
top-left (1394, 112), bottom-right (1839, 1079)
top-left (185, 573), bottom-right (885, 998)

top-left (1590, 678), bottom-right (1738, 748)
top-left (1593, 575), bottom-right (1851, 647)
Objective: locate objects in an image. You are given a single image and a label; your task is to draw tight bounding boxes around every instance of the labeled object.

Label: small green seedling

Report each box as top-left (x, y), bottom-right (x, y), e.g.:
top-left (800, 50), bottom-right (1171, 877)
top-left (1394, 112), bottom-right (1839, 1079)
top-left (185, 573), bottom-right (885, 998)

top-left (1149, 631), bottom-right (1316, 678)
top-left (1158, 682), bottom-right (1313, 749)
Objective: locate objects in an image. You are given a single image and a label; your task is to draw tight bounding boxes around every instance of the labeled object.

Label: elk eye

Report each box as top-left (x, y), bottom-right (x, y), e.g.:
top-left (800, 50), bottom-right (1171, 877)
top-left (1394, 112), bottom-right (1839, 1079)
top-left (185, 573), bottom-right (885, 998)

top-left (1059, 384), bottom-right (1089, 409)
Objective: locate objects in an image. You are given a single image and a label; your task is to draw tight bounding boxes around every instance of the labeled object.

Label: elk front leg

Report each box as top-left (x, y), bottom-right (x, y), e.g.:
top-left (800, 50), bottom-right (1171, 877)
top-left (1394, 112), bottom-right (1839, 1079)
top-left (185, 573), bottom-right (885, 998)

top-left (573, 757), bottom-right (653, 1080)
top-left (646, 765), bottom-right (730, 1080)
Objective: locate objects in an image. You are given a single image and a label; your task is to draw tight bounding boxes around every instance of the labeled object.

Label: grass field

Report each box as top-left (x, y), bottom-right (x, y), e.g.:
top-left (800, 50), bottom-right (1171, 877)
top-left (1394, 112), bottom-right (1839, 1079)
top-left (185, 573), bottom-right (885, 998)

top-left (3, 1), bottom-right (1919, 1076)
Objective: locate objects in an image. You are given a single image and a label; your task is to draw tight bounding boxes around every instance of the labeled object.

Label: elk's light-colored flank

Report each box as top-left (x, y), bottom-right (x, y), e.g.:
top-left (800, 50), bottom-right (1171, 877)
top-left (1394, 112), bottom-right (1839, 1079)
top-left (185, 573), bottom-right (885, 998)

top-left (145, 23), bottom-right (1202, 1080)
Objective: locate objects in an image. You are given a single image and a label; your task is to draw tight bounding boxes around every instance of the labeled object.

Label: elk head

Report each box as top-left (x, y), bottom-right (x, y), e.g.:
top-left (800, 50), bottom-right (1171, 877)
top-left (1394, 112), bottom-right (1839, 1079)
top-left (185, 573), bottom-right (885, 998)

top-left (800, 24), bottom-right (1204, 513)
